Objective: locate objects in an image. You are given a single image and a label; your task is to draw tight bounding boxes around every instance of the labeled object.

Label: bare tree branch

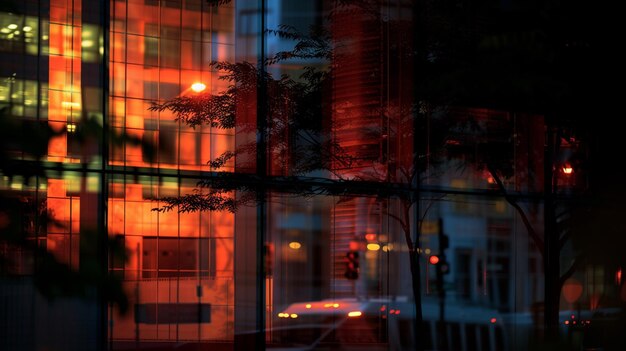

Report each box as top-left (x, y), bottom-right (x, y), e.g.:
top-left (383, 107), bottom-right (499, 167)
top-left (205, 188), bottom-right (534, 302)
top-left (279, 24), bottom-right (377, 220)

top-left (487, 165), bottom-right (545, 256)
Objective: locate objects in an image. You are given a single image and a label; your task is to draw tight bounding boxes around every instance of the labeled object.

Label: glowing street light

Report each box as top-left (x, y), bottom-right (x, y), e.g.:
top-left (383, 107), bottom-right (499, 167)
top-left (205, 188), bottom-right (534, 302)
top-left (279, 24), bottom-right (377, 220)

top-left (191, 82), bottom-right (206, 93)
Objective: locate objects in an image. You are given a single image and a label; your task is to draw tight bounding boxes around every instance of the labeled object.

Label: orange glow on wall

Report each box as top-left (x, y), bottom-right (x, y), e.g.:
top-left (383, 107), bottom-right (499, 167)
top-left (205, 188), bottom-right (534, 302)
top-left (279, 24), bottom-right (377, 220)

top-left (48, 0), bottom-right (83, 162)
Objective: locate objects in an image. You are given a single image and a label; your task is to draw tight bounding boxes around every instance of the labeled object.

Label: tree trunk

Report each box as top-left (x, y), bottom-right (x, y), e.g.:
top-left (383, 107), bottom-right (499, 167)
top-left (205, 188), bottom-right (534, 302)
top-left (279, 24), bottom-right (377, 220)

top-left (409, 250), bottom-right (425, 351)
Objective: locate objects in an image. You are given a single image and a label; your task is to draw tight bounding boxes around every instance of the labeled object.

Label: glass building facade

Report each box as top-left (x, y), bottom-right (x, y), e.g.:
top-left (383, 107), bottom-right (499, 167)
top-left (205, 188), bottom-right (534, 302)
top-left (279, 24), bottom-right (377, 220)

top-left (1, 1), bottom-right (623, 351)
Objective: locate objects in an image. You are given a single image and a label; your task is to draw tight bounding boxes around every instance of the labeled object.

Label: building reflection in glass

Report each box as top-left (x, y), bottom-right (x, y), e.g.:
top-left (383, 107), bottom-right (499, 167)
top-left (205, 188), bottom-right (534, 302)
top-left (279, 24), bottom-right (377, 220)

top-left (0, 1), bottom-right (623, 351)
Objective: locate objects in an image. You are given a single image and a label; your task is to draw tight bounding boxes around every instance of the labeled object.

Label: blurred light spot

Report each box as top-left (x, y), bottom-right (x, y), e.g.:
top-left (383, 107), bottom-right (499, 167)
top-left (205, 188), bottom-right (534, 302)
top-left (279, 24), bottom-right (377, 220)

top-left (333, 303), bottom-right (339, 308)
top-left (290, 314), bottom-right (298, 319)
top-left (425, 248), bottom-right (431, 254)
top-left (348, 311), bottom-right (362, 317)
top-left (8, 24), bottom-right (18, 29)
top-left (367, 243), bottom-right (380, 251)
top-left (365, 233), bottom-right (377, 241)
top-left (82, 40), bottom-right (94, 47)
top-left (305, 304), bottom-right (311, 309)
top-left (429, 255), bottom-right (439, 265)
top-left (349, 240), bottom-right (360, 251)
top-left (62, 101), bottom-right (80, 108)
top-left (23, 26), bottom-right (32, 32)
top-left (490, 318), bottom-right (497, 324)
top-left (562, 165), bottom-right (573, 174)
top-left (288, 242), bottom-right (301, 250)
top-left (191, 82), bottom-right (206, 92)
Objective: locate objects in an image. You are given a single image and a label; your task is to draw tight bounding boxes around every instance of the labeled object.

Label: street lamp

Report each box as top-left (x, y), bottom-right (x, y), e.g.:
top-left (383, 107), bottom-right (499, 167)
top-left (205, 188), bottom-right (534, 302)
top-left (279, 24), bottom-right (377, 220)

top-left (562, 164), bottom-right (573, 175)
top-left (190, 82), bottom-right (206, 93)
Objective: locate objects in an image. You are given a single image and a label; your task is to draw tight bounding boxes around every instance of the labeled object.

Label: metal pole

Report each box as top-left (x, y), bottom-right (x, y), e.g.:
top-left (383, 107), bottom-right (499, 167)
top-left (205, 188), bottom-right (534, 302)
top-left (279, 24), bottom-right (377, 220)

top-left (437, 218), bottom-right (447, 351)
top-left (256, 0), bottom-right (268, 349)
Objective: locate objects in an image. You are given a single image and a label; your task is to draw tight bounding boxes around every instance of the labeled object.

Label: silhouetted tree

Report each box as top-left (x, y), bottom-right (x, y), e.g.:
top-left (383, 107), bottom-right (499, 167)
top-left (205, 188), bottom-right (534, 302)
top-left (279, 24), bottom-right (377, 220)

top-left (0, 105), bottom-right (152, 314)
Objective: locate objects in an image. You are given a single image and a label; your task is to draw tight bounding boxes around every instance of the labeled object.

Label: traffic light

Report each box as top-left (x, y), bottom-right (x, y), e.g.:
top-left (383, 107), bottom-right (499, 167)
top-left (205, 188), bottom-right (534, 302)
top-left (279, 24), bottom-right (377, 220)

top-left (429, 255), bottom-right (440, 265)
top-left (438, 257), bottom-right (450, 274)
top-left (345, 250), bottom-right (360, 280)
top-left (429, 254), bottom-right (449, 274)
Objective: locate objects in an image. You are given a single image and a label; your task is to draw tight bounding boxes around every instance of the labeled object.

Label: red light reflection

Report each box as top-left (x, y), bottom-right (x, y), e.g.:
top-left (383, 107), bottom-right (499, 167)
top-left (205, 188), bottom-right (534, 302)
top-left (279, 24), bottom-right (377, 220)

top-left (429, 255), bottom-right (440, 265)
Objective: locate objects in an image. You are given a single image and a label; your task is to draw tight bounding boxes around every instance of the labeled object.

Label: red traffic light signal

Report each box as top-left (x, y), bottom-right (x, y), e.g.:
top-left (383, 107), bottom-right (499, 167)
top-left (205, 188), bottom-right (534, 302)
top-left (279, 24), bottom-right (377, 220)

top-left (429, 255), bottom-right (440, 265)
top-left (429, 254), bottom-right (450, 274)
